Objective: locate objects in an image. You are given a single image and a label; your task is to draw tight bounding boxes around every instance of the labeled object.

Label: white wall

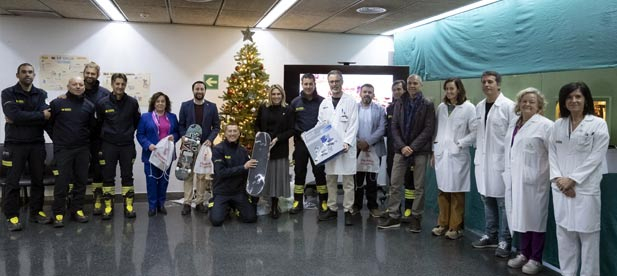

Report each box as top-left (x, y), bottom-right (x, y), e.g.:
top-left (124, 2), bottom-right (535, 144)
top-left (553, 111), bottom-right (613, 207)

top-left (0, 16), bottom-right (393, 193)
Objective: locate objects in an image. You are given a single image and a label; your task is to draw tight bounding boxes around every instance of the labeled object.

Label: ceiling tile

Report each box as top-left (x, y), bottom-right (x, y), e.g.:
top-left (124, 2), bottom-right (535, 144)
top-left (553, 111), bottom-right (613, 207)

top-left (40, 0), bottom-right (107, 20)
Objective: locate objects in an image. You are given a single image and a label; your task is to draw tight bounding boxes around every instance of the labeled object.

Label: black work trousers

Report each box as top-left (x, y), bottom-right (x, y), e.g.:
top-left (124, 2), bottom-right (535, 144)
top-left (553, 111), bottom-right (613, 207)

top-left (209, 193), bottom-right (257, 226)
top-left (2, 143), bottom-right (46, 218)
top-left (101, 142), bottom-right (136, 187)
top-left (293, 137), bottom-right (326, 186)
top-left (52, 146), bottom-right (90, 215)
top-left (354, 171), bottom-right (379, 210)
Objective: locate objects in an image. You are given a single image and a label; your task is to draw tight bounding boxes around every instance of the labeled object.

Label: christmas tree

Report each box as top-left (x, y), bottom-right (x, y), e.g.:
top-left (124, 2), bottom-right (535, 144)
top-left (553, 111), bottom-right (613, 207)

top-left (219, 32), bottom-right (270, 149)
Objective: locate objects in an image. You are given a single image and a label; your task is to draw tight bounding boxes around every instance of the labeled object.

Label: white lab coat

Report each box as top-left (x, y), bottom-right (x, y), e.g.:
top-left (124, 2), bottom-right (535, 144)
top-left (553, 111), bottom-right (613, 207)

top-left (549, 115), bottom-right (609, 232)
top-left (466, 93), bottom-right (515, 197)
top-left (503, 114), bottom-right (553, 233)
top-left (318, 93), bottom-right (358, 175)
top-left (433, 101), bottom-right (476, 192)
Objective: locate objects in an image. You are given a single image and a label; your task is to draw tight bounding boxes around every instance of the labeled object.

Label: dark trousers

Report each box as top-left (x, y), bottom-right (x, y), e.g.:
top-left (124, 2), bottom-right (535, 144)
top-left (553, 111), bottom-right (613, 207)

top-left (519, 231), bottom-right (546, 262)
top-left (209, 193), bottom-right (257, 226)
top-left (2, 143), bottom-right (46, 218)
top-left (52, 146), bottom-right (90, 215)
top-left (89, 139), bottom-right (103, 184)
top-left (144, 161), bottom-right (170, 210)
top-left (354, 171), bottom-right (378, 210)
top-left (101, 142), bottom-right (136, 187)
top-left (292, 137), bottom-right (327, 201)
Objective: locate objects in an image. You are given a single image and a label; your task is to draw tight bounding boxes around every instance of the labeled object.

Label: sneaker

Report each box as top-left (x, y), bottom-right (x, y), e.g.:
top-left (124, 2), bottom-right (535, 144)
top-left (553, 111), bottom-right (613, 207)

top-left (351, 206), bottom-right (361, 216)
top-left (7, 217), bottom-right (23, 231)
top-left (53, 214), bottom-right (65, 228)
top-left (495, 241), bottom-right (511, 258)
top-left (72, 210), bottom-right (89, 223)
top-left (445, 229), bottom-right (464, 240)
top-left (195, 204), bottom-right (207, 214)
top-left (472, 235), bottom-right (498, 248)
top-left (369, 209), bottom-right (384, 218)
top-left (431, 225), bottom-right (448, 236)
top-left (522, 259), bottom-right (543, 274)
top-left (289, 200), bottom-right (303, 214)
top-left (30, 211), bottom-right (52, 224)
top-left (181, 204), bottom-right (192, 216)
top-left (318, 209), bottom-right (337, 221)
top-left (406, 215), bottom-right (422, 233)
top-left (507, 254), bottom-right (528, 268)
top-left (344, 211), bottom-right (353, 226)
top-left (377, 217), bottom-right (401, 229)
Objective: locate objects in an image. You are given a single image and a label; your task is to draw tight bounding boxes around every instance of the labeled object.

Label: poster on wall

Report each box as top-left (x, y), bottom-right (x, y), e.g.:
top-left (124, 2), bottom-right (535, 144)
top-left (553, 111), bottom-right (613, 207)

top-left (102, 72), bottom-right (151, 107)
top-left (39, 55), bottom-right (89, 91)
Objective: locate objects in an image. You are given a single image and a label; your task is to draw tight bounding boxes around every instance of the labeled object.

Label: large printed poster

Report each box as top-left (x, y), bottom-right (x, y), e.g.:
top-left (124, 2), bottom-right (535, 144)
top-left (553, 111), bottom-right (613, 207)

top-left (102, 72), bottom-right (150, 107)
top-left (39, 55), bottom-right (89, 91)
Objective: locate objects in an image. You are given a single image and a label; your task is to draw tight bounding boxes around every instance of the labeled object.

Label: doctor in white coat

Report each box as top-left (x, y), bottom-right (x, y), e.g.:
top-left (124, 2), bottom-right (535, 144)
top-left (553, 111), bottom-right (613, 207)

top-left (431, 78), bottom-right (476, 240)
top-left (549, 82), bottom-right (609, 276)
top-left (462, 71), bottom-right (515, 258)
top-left (503, 88), bottom-right (553, 274)
top-left (317, 70), bottom-right (359, 226)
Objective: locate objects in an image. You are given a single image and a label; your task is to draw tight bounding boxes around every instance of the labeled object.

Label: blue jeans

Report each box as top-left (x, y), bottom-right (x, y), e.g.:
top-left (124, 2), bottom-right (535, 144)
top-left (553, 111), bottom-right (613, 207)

top-left (481, 195), bottom-right (511, 244)
top-left (144, 162), bottom-right (170, 210)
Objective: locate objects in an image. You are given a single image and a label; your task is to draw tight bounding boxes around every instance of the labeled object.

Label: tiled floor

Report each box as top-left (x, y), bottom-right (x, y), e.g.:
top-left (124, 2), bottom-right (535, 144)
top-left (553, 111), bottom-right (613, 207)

top-left (0, 200), bottom-right (560, 276)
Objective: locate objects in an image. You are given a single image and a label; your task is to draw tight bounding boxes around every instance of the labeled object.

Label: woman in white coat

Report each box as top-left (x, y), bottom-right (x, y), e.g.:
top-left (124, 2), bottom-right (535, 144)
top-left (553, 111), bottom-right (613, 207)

top-left (549, 82), bottom-right (609, 276)
top-left (503, 88), bottom-right (553, 274)
top-left (431, 78), bottom-right (475, 240)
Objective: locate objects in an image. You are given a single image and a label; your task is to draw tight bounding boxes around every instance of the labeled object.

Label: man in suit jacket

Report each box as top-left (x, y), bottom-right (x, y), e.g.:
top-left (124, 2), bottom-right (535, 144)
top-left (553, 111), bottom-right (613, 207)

top-left (354, 84), bottom-right (386, 219)
top-left (178, 81), bottom-right (221, 215)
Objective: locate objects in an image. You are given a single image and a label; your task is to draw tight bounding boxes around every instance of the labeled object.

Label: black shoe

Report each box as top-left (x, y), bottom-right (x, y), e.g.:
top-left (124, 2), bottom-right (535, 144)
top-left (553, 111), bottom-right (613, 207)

top-left (318, 209), bottom-right (337, 221)
top-left (53, 214), bottom-right (65, 228)
top-left (270, 207), bottom-right (281, 219)
top-left (72, 210), bottom-right (89, 223)
top-left (181, 204), bottom-right (191, 216)
top-left (344, 211), bottom-right (353, 226)
top-left (157, 206), bottom-right (167, 215)
top-left (30, 211), bottom-right (52, 224)
top-left (7, 217), bottom-right (23, 231)
top-left (289, 200), bottom-right (303, 214)
top-left (406, 215), bottom-right (422, 233)
top-left (377, 217), bottom-right (401, 229)
top-left (195, 204), bottom-right (208, 214)
top-left (148, 209), bottom-right (156, 217)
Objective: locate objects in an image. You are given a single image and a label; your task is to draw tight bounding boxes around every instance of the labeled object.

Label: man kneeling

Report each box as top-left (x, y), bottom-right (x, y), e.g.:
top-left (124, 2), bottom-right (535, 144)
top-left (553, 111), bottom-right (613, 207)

top-left (209, 122), bottom-right (258, 226)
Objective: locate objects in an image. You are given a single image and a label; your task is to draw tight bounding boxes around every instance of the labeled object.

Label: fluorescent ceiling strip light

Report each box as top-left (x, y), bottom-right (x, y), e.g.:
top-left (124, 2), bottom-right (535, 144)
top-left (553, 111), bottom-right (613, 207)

top-left (381, 0), bottom-right (499, 35)
top-left (256, 0), bottom-right (298, 29)
top-left (93, 0), bottom-right (126, 21)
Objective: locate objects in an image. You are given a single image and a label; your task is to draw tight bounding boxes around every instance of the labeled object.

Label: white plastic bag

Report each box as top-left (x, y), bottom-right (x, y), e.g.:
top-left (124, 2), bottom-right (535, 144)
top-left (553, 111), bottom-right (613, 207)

top-left (356, 148), bottom-right (380, 173)
top-left (149, 139), bottom-right (174, 171)
top-left (194, 145), bottom-right (214, 174)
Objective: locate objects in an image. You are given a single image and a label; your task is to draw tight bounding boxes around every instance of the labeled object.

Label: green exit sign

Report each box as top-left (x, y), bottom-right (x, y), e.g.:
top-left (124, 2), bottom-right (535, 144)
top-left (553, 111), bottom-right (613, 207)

top-left (203, 74), bottom-right (219, 89)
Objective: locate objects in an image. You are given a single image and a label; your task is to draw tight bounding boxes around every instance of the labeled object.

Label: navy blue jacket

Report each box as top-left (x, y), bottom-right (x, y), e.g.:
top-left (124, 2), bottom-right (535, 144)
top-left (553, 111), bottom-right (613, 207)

top-left (85, 80), bottom-right (110, 141)
top-left (290, 91), bottom-right (323, 137)
top-left (49, 92), bottom-right (96, 149)
top-left (1, 83), bottom-right (49, 144)
top-left (96, 93), bottom-right (141, 146)
top-left (212, 140), bottom-right (249, 196)
top-left (136, 112), bottom-right (180, 163)
top-left (178, 100), bottom-right (220, 144)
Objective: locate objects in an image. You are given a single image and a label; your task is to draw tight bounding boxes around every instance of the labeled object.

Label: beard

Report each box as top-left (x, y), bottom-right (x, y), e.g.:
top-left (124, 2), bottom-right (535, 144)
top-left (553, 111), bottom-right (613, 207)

top-left (194, 93), bottom-right (204, 100)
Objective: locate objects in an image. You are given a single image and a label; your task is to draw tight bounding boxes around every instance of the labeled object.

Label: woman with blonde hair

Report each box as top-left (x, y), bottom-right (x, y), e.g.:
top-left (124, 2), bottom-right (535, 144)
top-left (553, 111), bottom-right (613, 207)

top-left (503, 87), bottom-right (553, 274)
top-left (254, 84), bottom-right (294, 218)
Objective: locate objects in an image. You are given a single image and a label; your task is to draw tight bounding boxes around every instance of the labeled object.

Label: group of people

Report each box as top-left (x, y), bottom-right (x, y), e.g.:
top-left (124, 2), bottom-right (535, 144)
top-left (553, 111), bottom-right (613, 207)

top-left (2, 62), bottom-right (609, 276)
top-left (1, 62), bottom-right (221, 229)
